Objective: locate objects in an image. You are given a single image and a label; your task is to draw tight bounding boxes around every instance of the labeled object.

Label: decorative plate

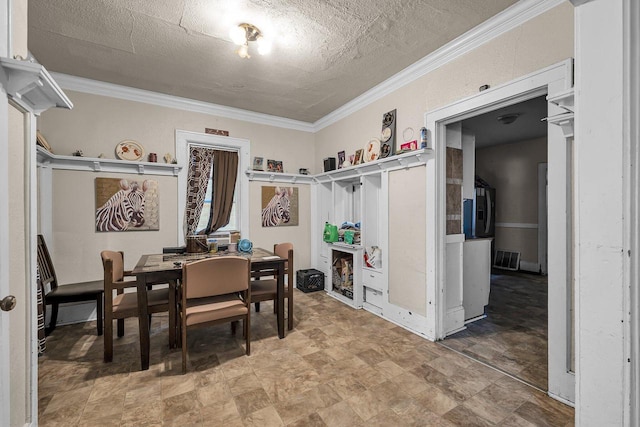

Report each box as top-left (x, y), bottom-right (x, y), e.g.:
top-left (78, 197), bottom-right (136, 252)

top-left (364, 138), bottom-right (381, 163)
top-left (115, 140), bottom-right (144, 161)
top-left (381, 127), bottom-right (392, 142)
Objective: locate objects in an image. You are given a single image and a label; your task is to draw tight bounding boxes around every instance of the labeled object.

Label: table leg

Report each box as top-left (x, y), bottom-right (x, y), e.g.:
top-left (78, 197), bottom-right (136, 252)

top-left (277, 261), bottom-right (285, 339)
top-left (137, 274), bottom-right (151, 370)
top-left (169, 280), bottom-right (177, 349)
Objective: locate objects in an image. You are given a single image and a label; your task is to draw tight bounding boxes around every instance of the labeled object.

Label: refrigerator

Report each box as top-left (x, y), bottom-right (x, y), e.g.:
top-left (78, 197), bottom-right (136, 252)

top-left (473, 186), bottom-right (495, 238)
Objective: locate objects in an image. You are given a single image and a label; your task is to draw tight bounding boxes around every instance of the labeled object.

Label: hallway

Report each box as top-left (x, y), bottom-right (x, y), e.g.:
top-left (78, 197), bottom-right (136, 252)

top-left (442, 270), bottom-right (548, 391)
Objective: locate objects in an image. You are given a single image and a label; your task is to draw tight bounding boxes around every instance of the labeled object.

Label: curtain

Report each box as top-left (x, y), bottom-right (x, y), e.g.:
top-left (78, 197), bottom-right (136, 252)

top-left (205, 150), bottom-right (239, 234)
top-left (183, 146), bottom-right (215, 239)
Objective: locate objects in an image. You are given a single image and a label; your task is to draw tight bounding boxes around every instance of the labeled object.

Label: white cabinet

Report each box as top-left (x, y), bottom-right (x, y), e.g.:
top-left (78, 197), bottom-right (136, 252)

top-left (312, 149), bottom-right (431, 331)
top-left (463, 238), bottom-right (493, 321)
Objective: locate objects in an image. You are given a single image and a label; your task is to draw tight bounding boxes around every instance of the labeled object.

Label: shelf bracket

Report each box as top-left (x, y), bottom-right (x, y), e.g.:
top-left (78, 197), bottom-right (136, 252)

top-left (92, 161), bottom-right (101, 172)
top-left (138, 164), bottom-right (145, 175)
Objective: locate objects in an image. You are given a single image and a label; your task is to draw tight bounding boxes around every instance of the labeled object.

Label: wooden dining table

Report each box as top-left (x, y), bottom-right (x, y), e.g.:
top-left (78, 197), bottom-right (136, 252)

top-left (132, 247), bottom-right (286, 370)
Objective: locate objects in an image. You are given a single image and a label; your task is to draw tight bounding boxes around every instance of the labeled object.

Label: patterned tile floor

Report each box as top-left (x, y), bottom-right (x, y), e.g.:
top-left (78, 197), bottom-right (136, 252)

top-left (441, 270), bottom-right (549, 391)
top-left (38, 286), bottom-right (572, 426)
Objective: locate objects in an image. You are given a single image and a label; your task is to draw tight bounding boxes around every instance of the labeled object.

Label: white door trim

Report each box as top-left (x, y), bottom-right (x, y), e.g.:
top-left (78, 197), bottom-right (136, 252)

top-left (424, 59), bottom-right (575, 402)
top-left (0, 85), bottom-right (11, 427)
top-left (538, 163), bottom-right (548, 275)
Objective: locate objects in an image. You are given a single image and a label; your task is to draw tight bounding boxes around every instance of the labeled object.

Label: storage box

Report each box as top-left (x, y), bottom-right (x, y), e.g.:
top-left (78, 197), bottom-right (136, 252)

top-left (296, 269), bottom-right (325, 293)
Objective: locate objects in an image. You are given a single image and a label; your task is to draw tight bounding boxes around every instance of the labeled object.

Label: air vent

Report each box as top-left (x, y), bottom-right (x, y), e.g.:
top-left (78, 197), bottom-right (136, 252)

top-left (493, 250), bottom-right (520, 271)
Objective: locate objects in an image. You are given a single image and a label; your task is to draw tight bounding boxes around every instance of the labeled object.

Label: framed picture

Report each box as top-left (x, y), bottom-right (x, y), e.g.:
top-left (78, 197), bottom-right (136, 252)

top-left (267, 159), bottom-right (276, 172)
top-left (354, 149), bottom-right (364, 165)
top-left (400, 140), bottom-right (418, 151)
top-left (36, 130), bottom-right (53, 153)
top-left (274, 160), bottom-right (283, 173)
top-left (253, 156), bottom-right (264, 171)
top-left (338, 151), bottom-right (345, 169)
top-left (261, 186), bottom-right (299, 227)
top-left (95, 178), bottom-right (159, 232)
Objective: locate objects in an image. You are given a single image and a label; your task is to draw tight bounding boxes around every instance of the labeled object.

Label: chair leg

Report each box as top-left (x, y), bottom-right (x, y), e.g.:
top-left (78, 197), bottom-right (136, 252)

top-left (288, 294), bottom-right (294, 331)
top-left (273, 299), bottom-right (277, 314)
top-left (104, 318), bottom-right (113, 362)
top-left (46, 302), bottom-right (59, 335)
top-left (245, 315), bottom-right (250, 356)
top-left (181, 321), bottom-right (187, 374)
top-left (254, 302), bottom-right (260, 312)
top-left (96, 294), bottom-right (103, 336)
top-left (117, 318), bottom-right (124, 337)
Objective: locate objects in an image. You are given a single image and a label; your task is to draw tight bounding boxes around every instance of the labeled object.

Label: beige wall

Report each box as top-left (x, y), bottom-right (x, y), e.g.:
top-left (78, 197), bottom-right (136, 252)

top-left (476, 137), bottom-right (547, 265)
top-left (38, 91), bottom-right (316, 285)
top-left (313, 3), bottom-right (573, 163)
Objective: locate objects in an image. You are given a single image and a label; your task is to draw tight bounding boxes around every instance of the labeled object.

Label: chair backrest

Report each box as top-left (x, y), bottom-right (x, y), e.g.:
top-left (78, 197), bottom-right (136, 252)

top-left (100, 250), bottom-right (125, 286)
top-left (36, 234), bottom-right (58, 291)
top-left (183, 256), bottom-right (250, 299)
top-left (274, 243), bottom-right (294, 273)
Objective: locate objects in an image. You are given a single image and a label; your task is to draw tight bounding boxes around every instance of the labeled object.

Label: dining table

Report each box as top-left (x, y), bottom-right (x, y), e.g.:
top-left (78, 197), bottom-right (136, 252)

top-left (131, 247), bottom-right (286, 371)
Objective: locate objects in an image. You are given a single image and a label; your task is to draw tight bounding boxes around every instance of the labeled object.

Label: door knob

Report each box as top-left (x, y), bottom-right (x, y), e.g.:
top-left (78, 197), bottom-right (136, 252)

top-left (0, 295), bottom-right (16, 312)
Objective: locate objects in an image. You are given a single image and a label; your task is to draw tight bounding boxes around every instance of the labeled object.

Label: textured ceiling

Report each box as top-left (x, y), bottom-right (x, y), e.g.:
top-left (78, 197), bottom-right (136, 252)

top-left (28, 0), bottom-right (518, 123)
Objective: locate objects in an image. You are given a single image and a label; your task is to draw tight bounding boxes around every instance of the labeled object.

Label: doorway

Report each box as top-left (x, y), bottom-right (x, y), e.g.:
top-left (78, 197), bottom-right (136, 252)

top-left (424, 60), bottom-right (575, 404)
top-left (440, 95), bottom-right (549, 391)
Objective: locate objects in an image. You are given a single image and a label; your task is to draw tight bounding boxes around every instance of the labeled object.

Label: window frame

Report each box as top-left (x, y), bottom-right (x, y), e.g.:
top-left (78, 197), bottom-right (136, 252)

top-left (176, 130), bottom-right (250, 244)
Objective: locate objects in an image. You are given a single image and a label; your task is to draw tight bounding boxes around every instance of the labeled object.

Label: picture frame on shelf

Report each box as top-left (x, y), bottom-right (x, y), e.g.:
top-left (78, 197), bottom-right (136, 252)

top-left (253, 156), bottom-right (264, 171)
top-left (354, 149), bottom-right (364, 165)
top-left (267, 159), bottom-right (276, 172)
top-left (274, 160), bottom-right (283, 173)
top-left (338, 151), bottom-right (345, 169)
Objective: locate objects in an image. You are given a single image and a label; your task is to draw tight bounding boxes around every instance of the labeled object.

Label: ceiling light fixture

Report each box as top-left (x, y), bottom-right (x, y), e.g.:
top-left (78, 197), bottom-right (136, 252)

top-left (497, 113), bottom-right (520, 125)
top-left (229, 23), bottom-right (271, 59)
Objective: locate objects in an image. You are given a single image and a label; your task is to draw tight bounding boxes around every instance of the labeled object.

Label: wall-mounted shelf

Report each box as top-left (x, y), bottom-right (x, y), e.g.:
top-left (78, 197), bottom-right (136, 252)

top-left (314, 148), bottom-right (432, 183)
top-left (0, 57), bottom-right (73, 115)
top-left (245, 170), bottom-right (315, 184)
top-left (546, 89), bottom-right (574, 138)
top-left (36, 146), bottom-right (182, 176)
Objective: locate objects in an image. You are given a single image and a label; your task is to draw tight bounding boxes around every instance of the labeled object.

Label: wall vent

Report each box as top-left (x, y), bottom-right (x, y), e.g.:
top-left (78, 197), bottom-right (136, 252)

top-left (493, 250), bottom-right (521, 271)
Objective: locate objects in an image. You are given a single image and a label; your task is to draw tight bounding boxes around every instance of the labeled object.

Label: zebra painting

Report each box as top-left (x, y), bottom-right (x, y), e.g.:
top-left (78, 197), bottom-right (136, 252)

top-left (261, 186), bottom-right (298, 227)
top-left (95, 178), bottom-right (159, 232)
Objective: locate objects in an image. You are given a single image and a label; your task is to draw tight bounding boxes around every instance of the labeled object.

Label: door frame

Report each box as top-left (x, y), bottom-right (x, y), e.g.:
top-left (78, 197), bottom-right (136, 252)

top-left (424, 59), bottom-right (575, 402)
top-left (538, 163), bottom-right (548, 275)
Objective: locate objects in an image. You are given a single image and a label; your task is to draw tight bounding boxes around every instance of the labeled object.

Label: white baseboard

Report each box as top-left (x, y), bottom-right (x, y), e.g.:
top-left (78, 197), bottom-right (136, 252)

top-left (519, 260), bottom-right (541, 273)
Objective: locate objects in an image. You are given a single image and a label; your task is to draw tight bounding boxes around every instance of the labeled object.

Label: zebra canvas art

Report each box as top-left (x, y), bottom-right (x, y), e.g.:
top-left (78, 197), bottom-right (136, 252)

top-left (95, 178), bottom-right (160, 232)
top-left (261, 186), bottom-right (298, 227)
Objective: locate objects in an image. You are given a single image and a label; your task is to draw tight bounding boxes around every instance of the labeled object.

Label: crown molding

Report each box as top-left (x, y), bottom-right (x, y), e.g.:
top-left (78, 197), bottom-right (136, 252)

top-left (51, 72), bottom-right (315, 133)
top-left (312, 0), bottom-right (566, 131)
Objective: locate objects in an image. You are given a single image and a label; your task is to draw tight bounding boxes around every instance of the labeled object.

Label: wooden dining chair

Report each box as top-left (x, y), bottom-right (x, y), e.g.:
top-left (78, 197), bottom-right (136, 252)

top-left (250, 242), bottom-right (294, 330)
top-left (180, 256), bottom-right (251, 374)
top-left (36, 234), bottom-right (104, 335)
top-left (101, 250), bottom-right (176, 363)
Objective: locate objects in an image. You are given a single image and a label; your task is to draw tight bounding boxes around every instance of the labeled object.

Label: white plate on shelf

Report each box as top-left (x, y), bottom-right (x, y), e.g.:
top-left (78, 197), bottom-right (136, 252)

top-left (116, 140), bottom-right (144, 161)
top-left (363, 138), bottom-right (381, 163)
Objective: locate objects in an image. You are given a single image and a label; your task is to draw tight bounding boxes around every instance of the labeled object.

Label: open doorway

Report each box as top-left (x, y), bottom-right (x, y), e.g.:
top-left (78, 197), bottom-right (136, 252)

top-left (440, 95), bottom-right (550, 391)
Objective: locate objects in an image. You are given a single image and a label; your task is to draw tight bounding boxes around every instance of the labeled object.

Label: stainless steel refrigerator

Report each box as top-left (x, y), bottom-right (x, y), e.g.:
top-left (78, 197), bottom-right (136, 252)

top-left (473, 187), bottom-right (496, 238)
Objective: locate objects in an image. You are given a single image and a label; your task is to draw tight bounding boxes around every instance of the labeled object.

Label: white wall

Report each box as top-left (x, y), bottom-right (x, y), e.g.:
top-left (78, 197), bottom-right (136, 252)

top-left (574, 0), bottom-right (630, 424)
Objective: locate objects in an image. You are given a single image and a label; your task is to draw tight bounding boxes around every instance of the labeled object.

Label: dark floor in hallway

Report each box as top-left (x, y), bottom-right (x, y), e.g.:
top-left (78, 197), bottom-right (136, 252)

top-left (441, 270), bottom-right (548, 391)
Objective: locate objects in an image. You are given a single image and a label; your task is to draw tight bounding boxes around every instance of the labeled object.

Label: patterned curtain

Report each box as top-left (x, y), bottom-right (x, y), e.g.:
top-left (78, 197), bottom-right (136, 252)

top-left (205, 150), bottom-right (239, 234)
top-left (183, 146), bottom-right (215, 240)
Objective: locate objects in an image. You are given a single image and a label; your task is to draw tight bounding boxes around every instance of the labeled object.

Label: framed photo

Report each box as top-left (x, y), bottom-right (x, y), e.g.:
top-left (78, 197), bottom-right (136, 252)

top-left (338, 151), bottom-right (345, 169)
top-left (253, 156), bottom-right (264, 171)
top-left (95, 178), bottom-right (159, 232)
top-left (354, 149), bottom-right (364, 165)
top-left (267, 159), bottom-right (276, 172)
top-left (274, 160), bottom-right (283, 173)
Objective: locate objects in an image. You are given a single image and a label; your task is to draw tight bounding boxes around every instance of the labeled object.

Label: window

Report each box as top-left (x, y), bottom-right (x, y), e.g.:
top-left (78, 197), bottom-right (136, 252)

top-left (176, 131), bottom-right (250, 244)
top-left (196, 171), bottom-right (239, 232)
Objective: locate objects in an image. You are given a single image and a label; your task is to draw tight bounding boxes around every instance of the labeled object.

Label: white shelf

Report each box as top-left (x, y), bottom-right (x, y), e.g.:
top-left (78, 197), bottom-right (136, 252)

top-left (0, 57), bottom-right (72, 114)
top-left (36, 146), bottom-right (182, 176)
top-left (245, 170), bottom-right (315, 184)
top-left (314, 148), bottom-right (432, 183)
top-left (547, 89), bottom-right (574, 112)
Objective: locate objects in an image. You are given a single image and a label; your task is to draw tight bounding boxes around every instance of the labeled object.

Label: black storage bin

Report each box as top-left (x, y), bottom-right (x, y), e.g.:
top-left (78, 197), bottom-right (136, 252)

top-left (323, 157), bottom-right (336, 172)
top-left (296, 269), bottom-right (325, 293)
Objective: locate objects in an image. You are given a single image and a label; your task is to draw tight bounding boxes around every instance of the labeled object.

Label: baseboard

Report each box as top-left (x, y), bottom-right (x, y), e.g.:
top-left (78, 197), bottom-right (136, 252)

top-left (519, 260), bottom-right (540, 273)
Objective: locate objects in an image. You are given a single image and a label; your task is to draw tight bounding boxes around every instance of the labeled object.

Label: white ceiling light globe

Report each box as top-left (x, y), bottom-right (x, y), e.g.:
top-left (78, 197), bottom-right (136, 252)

top-left (257, 36), bottom-right (272, 55)
top-left (229, 25), bottom-right (246, 45)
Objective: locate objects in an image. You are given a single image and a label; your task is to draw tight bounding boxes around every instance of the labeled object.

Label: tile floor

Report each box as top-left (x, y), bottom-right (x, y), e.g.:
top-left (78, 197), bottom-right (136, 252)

top-left (38, 286), bottom-right (573, 426)
top-left (441, 270), bottom-right (549, 391)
